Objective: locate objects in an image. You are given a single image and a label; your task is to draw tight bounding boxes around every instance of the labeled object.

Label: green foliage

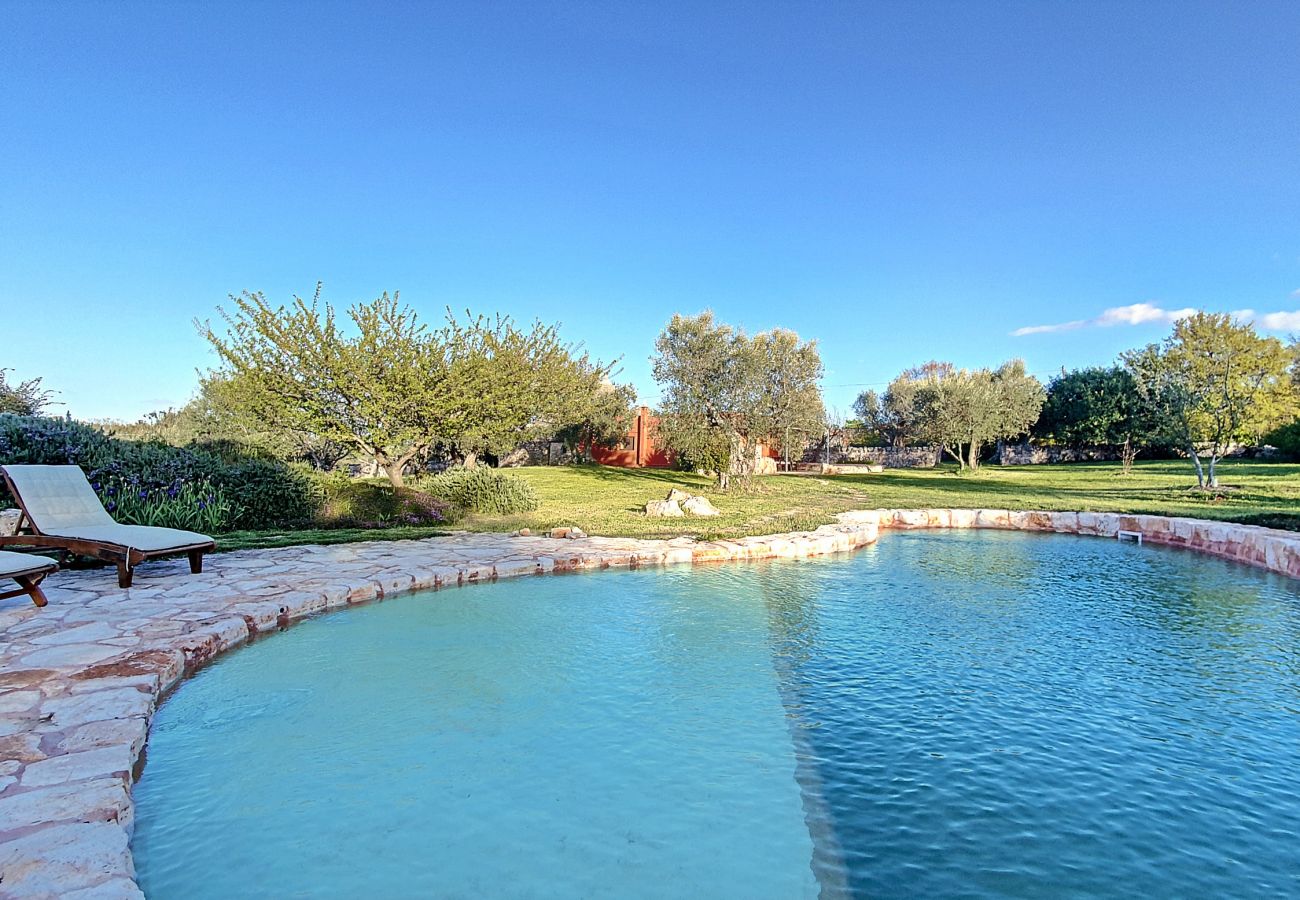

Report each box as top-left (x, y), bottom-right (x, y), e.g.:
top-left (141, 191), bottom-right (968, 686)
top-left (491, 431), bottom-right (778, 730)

top-left (1123, 312), bottom-right (1297, 487)
top-left (101, 478), bottom-right (236, 533)
top-left (1263, 420), bottom-right (1300, 460)
top-left (1035, 366), bottom-right (1145, 447)
top-left (0, 414), bottom-right (318, 530)
top-left (418, 466), bottom-right (540, 515)
top-left (112, 373), bottom-right (350, 471)
top-left (199, 286), bottom-right (618, 486)
top-left (890, 359), bottom-right (1045, 470)
top-left (0, 369), bottom-right (53, 416)
top-left (555, 380), bottom-right (639, 457)
top-left (315, 475), bottom-right (458, 528)
top-left (440, 312), bottom-right (620, 464)
top-left (854, 376), bottom-right (924, 448)
top-left (652, 312), bottom-right (825, 488)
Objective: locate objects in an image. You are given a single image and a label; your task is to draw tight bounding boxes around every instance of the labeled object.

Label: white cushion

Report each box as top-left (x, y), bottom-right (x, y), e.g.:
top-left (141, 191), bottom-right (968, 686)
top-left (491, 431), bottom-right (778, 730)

top-left (0, 550), bottom-right (57, 577)
top-left (54, 525), bottom-right (212, 553)
top-left (1, 465), bottom-right (114, 531)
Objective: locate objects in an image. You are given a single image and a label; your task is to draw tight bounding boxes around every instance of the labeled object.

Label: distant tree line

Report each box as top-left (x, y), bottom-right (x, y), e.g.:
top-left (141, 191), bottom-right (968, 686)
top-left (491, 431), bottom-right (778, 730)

top-left (855, 312), bottom-right (1300, 487)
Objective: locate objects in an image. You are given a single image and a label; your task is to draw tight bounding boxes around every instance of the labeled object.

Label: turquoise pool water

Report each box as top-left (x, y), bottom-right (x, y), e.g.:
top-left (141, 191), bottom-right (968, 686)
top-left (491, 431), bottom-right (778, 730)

top-left (133, 531), bottom-right (1300, 898)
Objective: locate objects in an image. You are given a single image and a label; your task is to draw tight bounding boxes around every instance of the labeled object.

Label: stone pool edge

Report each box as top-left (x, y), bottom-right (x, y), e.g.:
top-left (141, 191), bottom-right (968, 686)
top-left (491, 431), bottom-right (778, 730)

top-left (1, 508), bottom-right (1298, 898)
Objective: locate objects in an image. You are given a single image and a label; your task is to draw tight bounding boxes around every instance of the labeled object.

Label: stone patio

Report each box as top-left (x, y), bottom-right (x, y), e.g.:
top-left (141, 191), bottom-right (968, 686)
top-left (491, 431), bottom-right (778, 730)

top-left (1, 509), bottom-right (1297, 898)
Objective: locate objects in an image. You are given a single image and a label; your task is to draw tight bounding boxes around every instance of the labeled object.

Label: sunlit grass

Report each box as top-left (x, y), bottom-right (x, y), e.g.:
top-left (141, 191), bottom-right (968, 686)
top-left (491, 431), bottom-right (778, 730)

top-left (214, 459), bottom-right (1300, 551)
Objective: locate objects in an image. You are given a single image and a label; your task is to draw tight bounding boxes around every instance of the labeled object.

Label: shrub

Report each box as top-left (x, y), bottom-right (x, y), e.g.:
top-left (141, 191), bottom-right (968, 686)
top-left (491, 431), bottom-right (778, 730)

top-left (315, 475), bottom-right (458, 529)
top-left (418, 465), bottom-right (539, 515)
top-left (0, 414), bottom-right (318, 530)
top-left (1263, 420), bottom-right (1300, 460)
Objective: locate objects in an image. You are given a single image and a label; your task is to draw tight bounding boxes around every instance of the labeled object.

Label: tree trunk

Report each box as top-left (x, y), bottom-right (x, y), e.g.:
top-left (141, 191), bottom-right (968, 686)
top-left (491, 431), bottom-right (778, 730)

top-left (942, 443), bottom-right (964, 469)
top-left (1207, 451), bottom-right (1219, 488)
top-left (463, 450), bottom-right (479, 468)
top-left (374, 453), bottom-right (405, 489)
top-left (1120, 436), bottom-right (1136, 476)
top-left (1188, 444), bottom-right (1206, 489)
top-left (722, 433), bottom-right (757, 490)
top-left (967, 440), bottom-right (981, 471)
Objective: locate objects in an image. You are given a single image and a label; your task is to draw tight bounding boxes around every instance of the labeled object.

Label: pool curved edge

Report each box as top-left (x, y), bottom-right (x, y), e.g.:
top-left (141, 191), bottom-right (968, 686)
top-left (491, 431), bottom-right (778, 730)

top-left (0, 509), bottom-right (1297, 898)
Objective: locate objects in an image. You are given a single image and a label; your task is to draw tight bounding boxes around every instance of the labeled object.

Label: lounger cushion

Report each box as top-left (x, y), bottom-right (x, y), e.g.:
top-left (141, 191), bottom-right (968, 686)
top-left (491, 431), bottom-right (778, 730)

top-left (52, 525), bottom-right (213, 554)
top-left (0, 550), bottom-right (58, 578)
top-left (1, 465), bottom-right (115, 531)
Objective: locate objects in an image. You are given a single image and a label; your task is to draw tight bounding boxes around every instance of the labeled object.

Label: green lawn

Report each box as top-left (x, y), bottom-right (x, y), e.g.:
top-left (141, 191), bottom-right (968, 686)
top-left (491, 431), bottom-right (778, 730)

top-left (217, 459), bottom-right (1300, 551)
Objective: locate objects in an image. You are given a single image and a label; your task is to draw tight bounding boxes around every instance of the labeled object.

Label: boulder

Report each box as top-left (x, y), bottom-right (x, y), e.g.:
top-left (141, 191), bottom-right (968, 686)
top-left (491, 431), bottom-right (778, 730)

top-left (0, 509), bottom-right (19, 537)
top-left (645, 499), bottom-right (684, 517)
top-left (548, 526), bottom-right (587, 539)
top-left (682, 495), bottom-right (721, 517)
top-left (665, 488), bottom-right (691, 503)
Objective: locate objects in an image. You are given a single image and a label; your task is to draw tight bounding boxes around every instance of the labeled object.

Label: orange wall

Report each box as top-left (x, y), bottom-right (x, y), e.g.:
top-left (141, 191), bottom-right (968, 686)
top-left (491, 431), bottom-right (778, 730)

top-left (591, 407), bottom-right (673, 468)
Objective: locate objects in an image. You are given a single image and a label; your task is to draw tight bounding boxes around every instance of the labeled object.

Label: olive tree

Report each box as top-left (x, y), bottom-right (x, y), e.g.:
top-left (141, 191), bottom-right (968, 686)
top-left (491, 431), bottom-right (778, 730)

top-left (908, 359), bottom-right (1044, 470)
top-left (652, 312), bottom-right (824, 488)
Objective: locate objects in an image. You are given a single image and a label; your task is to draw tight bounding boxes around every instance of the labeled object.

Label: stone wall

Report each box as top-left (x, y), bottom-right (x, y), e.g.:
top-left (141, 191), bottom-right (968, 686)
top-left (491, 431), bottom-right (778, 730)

top-left (995, 442), bottom-right (1124, 465)
top-left (802, 444), bottom-right (941, 468)
top-left (498, 441), bottom-right (574, 467)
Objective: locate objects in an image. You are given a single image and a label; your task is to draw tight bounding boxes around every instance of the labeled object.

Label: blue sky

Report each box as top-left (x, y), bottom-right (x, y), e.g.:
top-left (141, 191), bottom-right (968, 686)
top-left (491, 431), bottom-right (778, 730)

top-left (2, 0), bottom-right (1298, 421)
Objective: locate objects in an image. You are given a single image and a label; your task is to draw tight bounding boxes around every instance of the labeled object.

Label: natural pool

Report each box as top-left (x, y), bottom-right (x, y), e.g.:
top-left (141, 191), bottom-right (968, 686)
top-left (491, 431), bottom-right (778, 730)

top-left (133, 530), bottom-right (1300, 898)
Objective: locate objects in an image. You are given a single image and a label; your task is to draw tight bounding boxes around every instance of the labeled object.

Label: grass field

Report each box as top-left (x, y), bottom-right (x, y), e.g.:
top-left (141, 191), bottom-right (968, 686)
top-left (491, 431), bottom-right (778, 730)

top-left (217, 459), bottom-right (1300, 551)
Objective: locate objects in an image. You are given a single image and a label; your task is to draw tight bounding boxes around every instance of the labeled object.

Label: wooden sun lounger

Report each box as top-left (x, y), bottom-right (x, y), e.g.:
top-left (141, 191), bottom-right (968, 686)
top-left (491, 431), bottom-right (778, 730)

top-left (0, 465), bottom-right (216, 589)
top-left (0, 551), bottom-right (58, 607)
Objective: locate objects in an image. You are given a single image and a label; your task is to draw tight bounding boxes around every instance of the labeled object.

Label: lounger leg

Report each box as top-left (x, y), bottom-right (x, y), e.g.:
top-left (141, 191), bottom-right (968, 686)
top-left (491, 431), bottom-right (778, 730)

top-left (15, 574), bottom-right (48, 608)
top-left (188, 549), bottom-right (204, 575)
top-left (117, 562), bottom-right (133, 589)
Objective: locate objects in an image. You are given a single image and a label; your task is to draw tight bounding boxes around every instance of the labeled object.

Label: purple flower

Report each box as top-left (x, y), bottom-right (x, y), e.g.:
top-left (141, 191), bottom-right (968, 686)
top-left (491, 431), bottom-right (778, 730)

top-left (106, 501), bottom-right (116, 512)
top-left (139, 490), bottom-right (148, 499)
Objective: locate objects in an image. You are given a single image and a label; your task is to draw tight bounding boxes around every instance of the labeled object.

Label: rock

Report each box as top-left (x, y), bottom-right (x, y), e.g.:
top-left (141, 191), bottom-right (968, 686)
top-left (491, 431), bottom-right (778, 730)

top-left (512, 528), bottom-right (532, 537)
top-left (645, 499), bottom-right (684, 517)
top-left (0, 778), bottom-right (132, 831)
top-left (547, 527), bottom-right (587, 539)
top-left (0, 509), bottom-right (20, 537)
top-left (665, 488), bottom-right (691, 503)
top-left (0, 822), bottom-right (136, 895)
top-left (867, 464), bottom-right (884, 473)
top-left (682, 496), bottom-right (721, 517)
top-left (21, 744), bottom-right (135, 788)
top-left (38, 688), bottom-right (153, 731)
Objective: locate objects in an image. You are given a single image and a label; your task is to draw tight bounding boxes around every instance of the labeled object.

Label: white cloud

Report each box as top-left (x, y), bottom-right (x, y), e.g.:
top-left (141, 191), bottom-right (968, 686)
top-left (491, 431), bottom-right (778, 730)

top-left (1010, 319), bottom-right (1087, 337)
top-left (1094, 303), bottom-right (1196, 327)
top-left (1290, 288), bottom-right (1300, 298)
top-left (1237, 309), bottom-right (1300, 331)
top-left (1012, 303), bottom-right (1195, 337)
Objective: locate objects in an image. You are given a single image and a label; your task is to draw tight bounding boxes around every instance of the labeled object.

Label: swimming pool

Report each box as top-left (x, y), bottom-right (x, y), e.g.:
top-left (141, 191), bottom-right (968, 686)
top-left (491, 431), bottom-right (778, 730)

top-left (132, 530), bottom-right (1300, 897)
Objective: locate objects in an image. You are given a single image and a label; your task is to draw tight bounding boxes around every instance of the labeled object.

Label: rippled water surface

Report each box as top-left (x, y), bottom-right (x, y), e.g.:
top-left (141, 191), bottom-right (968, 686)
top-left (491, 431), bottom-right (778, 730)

top-left (133, 531), bottom-right (1300, 898)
